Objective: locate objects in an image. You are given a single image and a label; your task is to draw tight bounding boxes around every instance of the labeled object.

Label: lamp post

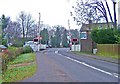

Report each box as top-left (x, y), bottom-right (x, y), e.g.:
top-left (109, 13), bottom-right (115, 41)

top-left (112, 0), bottom-right (117, 29)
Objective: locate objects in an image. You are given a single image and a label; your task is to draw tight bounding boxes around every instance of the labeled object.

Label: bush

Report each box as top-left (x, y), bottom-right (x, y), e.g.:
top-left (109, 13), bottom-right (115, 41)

top-left (2, 47), bottom-right (23, 73)
top-left (2, 39), bottom-right (8, 47)
top-left (91, 29), bottom-right (119, 44)
top-left (22, 46), bottom-right (33, 54)
top-left (2, 46), bottom-right (33, 73)
top-left (12, 42), bottom-right (24, 47)
top-left (115, 29), bottom-right (120, 44)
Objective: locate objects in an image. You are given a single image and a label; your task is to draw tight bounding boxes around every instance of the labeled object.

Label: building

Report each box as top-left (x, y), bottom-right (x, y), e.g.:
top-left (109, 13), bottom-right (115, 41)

top-left (0, 19), bottom-right (2, 45)
top-left (80, 22), bottom-right (114, 52)
top-left (118, 1), bottom-right (120, 29)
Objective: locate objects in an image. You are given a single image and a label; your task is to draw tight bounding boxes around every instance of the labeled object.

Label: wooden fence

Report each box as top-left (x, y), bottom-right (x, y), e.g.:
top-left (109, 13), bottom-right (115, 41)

top-left (97, 44), bottom-right (120, 59)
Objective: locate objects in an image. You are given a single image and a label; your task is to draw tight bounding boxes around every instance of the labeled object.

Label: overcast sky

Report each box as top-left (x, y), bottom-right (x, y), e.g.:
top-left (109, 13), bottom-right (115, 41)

top-left (0, 0), bottom-right (119, 29)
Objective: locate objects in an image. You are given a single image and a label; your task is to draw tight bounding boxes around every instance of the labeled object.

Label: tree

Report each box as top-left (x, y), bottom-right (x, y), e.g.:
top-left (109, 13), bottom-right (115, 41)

top-left (71, 0), bottom-right (113, 27)
top-left (54, 26), bottom-right (61, 47)
top-left (17, 11), bottom-right (27, 41)
top-left (17, 11), bottom-right (35, 42)
top-left (1, 15), bottom-right (11, 46)
top-left (40, 28), bottom-right (49, 44)
top-left (62, 29), bottom-right (69, 47)
top-left (26, 13), bottom-right (35, 40)
top-left (28, 24), bottom-right (38, 38)
top-left (51, 36), bottom-right (56, 47)
top-left (1, 14), bottom-right (8, 30)
top-left (6, 21), bottom-right (22, 45)
top-left (1, 14), bottom-right (10, 38)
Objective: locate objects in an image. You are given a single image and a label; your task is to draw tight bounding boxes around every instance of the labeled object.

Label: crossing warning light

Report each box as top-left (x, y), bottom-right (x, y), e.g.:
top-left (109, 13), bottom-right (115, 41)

top-left (71, 38), bottom-right (78, 43)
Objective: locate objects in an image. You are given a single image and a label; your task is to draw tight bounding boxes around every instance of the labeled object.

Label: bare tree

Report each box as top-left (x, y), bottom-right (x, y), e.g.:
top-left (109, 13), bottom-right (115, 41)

top-left (27, 23), bottom-right (38, 38)
top-left (26, 13), bottom-right (35, 39)
top-left (6, 21), bottom-right (22, 44)
top-left (17, 11), bottom-right (35, 41)
top-left (17, 11), bottom-right (27, 40)
top-left (71, 0), bottom-right (113, 27)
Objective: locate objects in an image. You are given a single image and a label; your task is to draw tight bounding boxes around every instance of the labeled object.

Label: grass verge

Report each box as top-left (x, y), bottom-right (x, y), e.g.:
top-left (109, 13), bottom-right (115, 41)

top-left (3, 64), bottom-right (36, 82)
top-left (0, 74), bottom-right (2, 83)
top-left (8, 53), bottom-right (36, 65)
top-left (3, 53), bottom-right (37, 82)
top-left (73, 51), bottom-right (119, 60)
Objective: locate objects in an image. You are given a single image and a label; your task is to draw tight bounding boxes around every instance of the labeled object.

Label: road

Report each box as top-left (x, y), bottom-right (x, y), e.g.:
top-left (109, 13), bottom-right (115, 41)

top-left (22, 48), bottom-right (119, 82)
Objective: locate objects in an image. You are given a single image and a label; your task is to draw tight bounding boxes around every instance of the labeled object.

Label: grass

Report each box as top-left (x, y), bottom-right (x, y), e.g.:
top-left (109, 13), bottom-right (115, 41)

top-left (0, 74), bottom-right (2, 83)
top-left (73, 51), bottom-right (119, 59)
top-left (8, 53), bottom-right (36, 65)
top-left (3, 64), bottom-right (36, 82)
top-left (97, 53), bottom-right (119, 59)
top-left (2, 53), bottom-right (37, 82)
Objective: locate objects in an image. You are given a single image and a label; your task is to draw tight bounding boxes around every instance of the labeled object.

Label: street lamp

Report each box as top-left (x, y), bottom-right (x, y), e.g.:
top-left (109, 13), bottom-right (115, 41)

top-left (111, 0), bottom-right (117, 29)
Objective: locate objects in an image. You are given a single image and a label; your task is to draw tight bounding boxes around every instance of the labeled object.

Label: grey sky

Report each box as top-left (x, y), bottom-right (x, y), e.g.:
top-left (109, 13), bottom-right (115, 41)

top-left (0, 0), bottom-right (119, 29)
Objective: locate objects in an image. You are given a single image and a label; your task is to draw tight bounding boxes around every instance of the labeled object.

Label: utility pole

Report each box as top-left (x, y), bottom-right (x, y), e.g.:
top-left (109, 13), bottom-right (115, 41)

top-left (38, 13), bottom-right (41, 43)
top-left (38, 12), bottom-right (41, 51)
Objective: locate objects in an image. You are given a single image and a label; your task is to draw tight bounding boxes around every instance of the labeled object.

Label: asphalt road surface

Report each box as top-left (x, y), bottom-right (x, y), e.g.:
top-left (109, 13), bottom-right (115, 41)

top-left (22, 48), bottom-right (119, 82)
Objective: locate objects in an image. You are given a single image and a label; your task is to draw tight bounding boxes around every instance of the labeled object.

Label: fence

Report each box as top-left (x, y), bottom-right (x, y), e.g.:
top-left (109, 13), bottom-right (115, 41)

top-left (97, 44), bottom-right (120, 59)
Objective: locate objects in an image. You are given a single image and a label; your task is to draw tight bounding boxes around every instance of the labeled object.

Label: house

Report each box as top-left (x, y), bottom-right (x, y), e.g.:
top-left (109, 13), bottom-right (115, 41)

top-left (0, 19), bottom-right (2, 45)
top-left (80, 22), bottom-right (114, 52)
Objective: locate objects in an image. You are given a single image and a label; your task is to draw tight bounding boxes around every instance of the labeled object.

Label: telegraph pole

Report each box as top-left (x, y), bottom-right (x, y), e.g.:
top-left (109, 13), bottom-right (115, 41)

top-left (38, 12), bottom-right (41, 51)
top-left (38, 13), bottom-right (41, 43)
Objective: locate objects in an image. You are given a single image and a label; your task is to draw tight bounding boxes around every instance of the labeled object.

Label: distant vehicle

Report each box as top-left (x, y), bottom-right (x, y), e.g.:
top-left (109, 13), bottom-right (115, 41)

top-left (48, 45), bottom-right (52, 48)
top-left (23, 41), bottom-right (34, 47)
top-left (45, 44), bottom-right (49, 48)
top-left (39, 44), bottom-right (47, 50)
top-left (23, 41), bottom-right (35, 48)
top-left (23, 41), bottom-right (39, 51)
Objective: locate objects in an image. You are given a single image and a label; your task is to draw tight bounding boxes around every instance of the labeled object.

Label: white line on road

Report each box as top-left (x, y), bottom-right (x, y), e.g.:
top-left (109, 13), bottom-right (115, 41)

top-left (55, 51), bottom-right (119, 79)
top-left (55, 51), bottom-right (58, 54)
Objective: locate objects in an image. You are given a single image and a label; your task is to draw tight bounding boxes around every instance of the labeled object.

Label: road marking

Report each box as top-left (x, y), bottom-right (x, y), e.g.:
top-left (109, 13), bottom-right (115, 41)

top-left (113, 73), bottom-right (119, 78)
top-left (55, 52), bottom-right (119, 79)
top-left (55, 51), bottom-right (58, 54)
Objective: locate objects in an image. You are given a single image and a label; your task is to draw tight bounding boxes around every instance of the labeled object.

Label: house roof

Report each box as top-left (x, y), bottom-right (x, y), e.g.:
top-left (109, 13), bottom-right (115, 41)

top-left (80, 22), bottom-right (114, 31)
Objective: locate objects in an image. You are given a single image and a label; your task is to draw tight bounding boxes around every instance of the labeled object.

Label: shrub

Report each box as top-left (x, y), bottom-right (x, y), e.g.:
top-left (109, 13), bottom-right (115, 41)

top-left (2, 39), bottom-right (8, 47)
top-left (12, 42), bottom-right (24, 47)
top-left (2, 53), bottom-right (9, 73)
top-left (2, 47), bottom-right (23, 73)
top-left (91, 29), bottom-right (118, 44)
top-left (22, 46), bottom-right (33, 54)
top-left (115, 29), bottom-right (120, 44)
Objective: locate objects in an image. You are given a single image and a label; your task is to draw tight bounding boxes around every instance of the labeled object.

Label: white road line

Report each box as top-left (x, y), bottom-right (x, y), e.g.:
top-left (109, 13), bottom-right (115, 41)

top-left (55, 51), bottom-right (119, 78)
top-left (55, 51), bottom-right (58, 54)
